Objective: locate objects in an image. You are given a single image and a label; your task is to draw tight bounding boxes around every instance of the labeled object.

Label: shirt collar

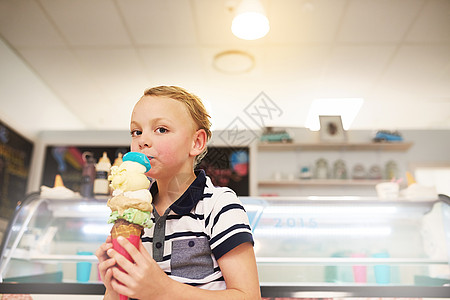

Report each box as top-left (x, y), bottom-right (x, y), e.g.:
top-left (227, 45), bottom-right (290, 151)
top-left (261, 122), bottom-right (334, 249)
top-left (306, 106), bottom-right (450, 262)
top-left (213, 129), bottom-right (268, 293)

top-left (150, 170), bottom-right (207, 215)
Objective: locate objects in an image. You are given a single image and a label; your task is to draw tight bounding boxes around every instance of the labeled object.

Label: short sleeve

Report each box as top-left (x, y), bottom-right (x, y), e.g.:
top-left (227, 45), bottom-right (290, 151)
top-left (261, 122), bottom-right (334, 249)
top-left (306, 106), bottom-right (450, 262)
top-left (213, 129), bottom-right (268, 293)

top-left (205, 189), bottom-right (254, 260)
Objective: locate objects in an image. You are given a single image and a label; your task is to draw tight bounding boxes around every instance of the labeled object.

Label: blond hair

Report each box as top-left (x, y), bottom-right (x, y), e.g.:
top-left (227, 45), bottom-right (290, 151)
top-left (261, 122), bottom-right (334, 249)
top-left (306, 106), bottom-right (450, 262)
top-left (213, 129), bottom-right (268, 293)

top-left (143, 86), bottom-right (212, 166)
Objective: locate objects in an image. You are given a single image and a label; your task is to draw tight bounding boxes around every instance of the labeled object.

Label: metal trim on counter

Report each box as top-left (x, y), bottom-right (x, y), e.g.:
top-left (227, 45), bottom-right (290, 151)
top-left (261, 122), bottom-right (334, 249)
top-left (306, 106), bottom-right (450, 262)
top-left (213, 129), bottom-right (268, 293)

top-left (0, 283), bottom-right (105, 295)
top-left (1, 283), bottom-right (450, 298)
top-left (259, 285), bottom-right (450, 298)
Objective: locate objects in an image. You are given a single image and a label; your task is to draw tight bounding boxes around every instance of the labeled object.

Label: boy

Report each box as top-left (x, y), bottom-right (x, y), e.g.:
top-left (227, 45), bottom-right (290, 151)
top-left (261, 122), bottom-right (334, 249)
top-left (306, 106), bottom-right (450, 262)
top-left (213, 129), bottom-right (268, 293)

top-left (95, 86), bottom-right (260, 299)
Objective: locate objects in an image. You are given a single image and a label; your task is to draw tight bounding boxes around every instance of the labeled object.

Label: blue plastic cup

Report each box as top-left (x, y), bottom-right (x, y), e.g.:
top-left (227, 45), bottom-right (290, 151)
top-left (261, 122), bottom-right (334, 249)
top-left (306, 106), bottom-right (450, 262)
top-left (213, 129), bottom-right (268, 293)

top-left (372, 252), bottom-right (390, 284)
top-left (77, 251), bottom-right (93, 282)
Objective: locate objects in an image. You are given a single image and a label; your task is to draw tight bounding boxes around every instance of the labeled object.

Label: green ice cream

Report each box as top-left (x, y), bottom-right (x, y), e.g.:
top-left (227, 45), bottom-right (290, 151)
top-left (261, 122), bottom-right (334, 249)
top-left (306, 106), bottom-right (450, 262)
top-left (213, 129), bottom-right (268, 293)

top-left (108, 208), bottom-right (153, 228)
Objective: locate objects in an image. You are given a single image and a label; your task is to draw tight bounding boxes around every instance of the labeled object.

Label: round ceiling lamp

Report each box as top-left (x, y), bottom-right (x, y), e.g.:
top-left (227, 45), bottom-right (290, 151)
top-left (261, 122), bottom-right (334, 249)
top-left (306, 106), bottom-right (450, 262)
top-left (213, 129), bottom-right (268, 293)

top-left (231, 0), bottom-right (270, 40)
top-left (213, 50), bottom-right (255, 74)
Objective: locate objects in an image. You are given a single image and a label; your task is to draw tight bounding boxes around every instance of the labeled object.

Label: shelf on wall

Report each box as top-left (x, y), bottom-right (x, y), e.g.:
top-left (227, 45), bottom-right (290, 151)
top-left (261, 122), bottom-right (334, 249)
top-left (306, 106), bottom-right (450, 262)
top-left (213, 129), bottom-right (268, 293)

top-left (258, 142), bottom-right (413, 151)
top-left (258, 179), bottom-right (388, 187)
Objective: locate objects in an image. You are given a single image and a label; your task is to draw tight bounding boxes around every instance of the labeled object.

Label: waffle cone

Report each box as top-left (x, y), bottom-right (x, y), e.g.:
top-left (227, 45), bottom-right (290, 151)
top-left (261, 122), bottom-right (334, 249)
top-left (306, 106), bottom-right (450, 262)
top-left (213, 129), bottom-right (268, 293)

top-left (110, 219), bottom-right (142, 300)
top-left (110, 219), bottom-right (143, 239)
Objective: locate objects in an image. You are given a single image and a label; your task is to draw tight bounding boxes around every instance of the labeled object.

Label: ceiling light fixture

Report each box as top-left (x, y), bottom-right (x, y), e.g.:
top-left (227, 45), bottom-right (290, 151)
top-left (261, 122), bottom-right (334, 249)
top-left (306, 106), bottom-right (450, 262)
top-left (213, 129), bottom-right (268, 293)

top-left (231, 0), bottom-right (270, 40)
top-left (213, 50), bottom-right (255, 74)
top-left (305, 98), bottom-right (364, 131)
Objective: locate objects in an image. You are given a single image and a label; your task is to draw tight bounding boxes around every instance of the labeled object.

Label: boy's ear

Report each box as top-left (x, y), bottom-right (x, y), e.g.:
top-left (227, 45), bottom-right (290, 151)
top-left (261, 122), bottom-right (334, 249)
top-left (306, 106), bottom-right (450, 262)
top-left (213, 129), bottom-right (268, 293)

top-left (190, 129), bottom-right (207, 156)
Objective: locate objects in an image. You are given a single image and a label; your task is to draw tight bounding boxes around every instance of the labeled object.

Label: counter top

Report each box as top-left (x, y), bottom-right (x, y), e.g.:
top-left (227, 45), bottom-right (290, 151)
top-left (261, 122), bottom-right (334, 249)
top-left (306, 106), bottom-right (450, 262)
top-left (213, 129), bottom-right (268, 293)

top-left (1, 283), bottom-right (449, 298)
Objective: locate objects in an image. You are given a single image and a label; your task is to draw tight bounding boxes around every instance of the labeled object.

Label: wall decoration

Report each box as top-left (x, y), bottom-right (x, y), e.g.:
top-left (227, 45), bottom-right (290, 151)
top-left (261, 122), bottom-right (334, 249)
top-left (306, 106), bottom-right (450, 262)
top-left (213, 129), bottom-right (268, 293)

top-left (319, 115), bottom-right (347, 142)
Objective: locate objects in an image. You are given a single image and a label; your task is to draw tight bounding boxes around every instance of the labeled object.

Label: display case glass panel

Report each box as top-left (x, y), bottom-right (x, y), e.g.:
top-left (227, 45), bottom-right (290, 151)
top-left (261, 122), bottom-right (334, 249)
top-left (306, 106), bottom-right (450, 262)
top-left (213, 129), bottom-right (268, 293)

top-left (1, 194), bottom-right (449, 297)
top-left (0, 194), bottom-right (109, 283)
top-left (246, 196), bottom-right (450, 287)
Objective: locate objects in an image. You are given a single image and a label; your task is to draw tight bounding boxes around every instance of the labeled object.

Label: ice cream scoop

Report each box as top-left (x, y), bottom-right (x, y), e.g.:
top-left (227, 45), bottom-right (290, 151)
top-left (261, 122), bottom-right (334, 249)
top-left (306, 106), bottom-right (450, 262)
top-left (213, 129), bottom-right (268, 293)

top-left (109, 153), bottom-right (151, 194)
top-left (107, 152), bottom-right (153, 229)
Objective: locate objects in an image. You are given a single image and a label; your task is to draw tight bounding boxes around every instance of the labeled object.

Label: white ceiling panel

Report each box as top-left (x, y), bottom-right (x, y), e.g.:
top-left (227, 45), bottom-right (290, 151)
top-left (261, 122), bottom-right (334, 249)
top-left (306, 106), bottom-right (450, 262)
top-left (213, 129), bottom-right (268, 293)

top-left (262, 45), bottom-right (328, 85)
top-left (268, 0), bottom-right (347, 43)
top-left (40, 0), bottom-right (131, 46)
top-left (337, 0), bottom-right (424, 43)
top-left (19, 47), bottom-right (142, 129)
top-left (75, 48), bottom-right (149, 96)
top-left (0, 0), bottom-right (65, 47)
top-left (117, 0), bottom-right (197, 45)
top-left (193, 0), bottom-right (238, 45)
top-left (406, 0), bottom-right (450, 43)
top-left (139, 46), bottom-right (205, 86)
top-left (18, 47), bottom-right (100, 101)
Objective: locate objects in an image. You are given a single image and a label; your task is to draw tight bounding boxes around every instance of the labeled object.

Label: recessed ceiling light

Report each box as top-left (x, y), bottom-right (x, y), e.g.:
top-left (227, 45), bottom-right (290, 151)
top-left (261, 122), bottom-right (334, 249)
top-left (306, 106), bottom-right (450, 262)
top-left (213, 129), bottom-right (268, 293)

top-left (305, 98), bottom-right (364, 131)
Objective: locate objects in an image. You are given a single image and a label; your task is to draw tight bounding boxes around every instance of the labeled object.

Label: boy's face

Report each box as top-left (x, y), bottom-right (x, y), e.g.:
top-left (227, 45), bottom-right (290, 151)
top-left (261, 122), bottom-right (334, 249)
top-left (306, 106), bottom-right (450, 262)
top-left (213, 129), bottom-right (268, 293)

top-left (130, 95), bottom-right (197, 180)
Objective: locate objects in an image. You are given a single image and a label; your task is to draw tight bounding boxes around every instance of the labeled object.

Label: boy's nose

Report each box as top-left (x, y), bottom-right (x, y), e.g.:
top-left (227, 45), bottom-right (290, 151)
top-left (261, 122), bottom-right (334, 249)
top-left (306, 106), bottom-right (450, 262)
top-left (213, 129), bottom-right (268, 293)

top-left (139, 140), bottom-right (150, 149)
top-left (138, 133), bottom-right (152, 149)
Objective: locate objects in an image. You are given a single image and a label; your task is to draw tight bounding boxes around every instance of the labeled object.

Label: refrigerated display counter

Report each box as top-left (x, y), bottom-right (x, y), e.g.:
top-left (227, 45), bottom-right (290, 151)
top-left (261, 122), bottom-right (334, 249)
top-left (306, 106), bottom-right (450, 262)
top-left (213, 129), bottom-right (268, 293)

top-left (1, 193), bottom-right (449, 298)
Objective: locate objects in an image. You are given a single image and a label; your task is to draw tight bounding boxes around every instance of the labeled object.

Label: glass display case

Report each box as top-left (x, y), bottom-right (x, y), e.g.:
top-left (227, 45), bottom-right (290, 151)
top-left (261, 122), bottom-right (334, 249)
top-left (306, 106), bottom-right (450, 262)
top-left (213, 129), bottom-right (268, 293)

top-left (0, 193), bottom-right (109, 285)
top-left (1, 193), bottom-right (449, 298)
top-left (248, 195), bottom-right (450, 298)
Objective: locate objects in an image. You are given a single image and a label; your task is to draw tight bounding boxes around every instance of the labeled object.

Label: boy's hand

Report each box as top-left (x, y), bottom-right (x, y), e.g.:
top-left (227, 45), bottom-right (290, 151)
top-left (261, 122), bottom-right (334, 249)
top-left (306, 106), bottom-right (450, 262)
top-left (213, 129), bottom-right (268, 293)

top-left (107, 236), bottom-right (171, 300)
top-left (95, 236), bottom-right (120, 299)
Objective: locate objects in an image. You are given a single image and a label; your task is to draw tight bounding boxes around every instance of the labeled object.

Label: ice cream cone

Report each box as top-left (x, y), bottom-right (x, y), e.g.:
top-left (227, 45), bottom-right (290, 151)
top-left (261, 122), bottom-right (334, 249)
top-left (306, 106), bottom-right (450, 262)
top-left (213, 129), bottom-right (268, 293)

top-left (406, 171), bottom-right (416, 186)
top-left (111, 219), bottom-right (143, 300)
top-left (54, 174), bottom-right (64, 187)
top-left (111, 220), bottom-right (143, 239)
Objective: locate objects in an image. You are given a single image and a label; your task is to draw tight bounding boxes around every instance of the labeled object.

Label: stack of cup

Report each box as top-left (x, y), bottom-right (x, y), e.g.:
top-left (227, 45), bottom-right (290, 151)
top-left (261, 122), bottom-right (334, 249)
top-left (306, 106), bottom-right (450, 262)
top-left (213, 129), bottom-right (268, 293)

top-left (77, 251), bottom-right (93, 283)
top-left (372, 252), bottom-right (391, 284)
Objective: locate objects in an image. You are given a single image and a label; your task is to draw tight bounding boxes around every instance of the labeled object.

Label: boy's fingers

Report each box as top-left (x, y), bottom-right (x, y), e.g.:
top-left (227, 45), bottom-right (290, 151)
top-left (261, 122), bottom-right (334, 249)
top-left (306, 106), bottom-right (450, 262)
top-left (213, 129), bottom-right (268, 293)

top-left (117, 236), bottom-right (144, 265)
top-left (110, 266), bottom-right (136, 297)
top-left (103, 268), bottom-right (115, 290)
top-left (101, 257), bottom-right (116, 270)
top-left (95, 243), bottom-right (113, 262)
top-left (107, 246), bottom-right (135, 272)
top-left (110, 276), bottom-right (131, 298)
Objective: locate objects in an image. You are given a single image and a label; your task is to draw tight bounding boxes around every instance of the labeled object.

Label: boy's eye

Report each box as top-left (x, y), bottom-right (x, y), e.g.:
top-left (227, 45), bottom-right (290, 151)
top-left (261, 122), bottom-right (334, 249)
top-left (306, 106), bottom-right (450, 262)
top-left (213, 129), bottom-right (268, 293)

top-left (130, 130), bottom-right (142, 137)
top-left (156, 127), bottom-right (168, 134)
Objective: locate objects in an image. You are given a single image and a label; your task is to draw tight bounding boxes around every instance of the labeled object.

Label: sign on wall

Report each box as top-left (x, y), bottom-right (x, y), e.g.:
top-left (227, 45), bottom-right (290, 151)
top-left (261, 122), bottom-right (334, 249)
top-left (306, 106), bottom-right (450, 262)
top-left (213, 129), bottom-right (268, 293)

top-left (0, 120), bottom-right (34, 219)
top-left (197, 146), bottom-right (249, 196)
top-left (42, 146), bottom-right (129, 193)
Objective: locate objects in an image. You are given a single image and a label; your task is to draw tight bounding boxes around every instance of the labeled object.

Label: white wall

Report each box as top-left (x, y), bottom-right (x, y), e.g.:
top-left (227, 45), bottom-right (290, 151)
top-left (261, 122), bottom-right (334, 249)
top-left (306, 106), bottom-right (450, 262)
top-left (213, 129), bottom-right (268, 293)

top-left (254, 129), bottom-right (450, 197)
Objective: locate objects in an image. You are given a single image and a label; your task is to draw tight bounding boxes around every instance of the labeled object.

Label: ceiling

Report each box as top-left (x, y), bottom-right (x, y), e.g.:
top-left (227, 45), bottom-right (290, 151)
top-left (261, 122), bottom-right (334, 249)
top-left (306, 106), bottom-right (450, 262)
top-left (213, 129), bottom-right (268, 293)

top-left (0, 0), bottom-right (449, 140)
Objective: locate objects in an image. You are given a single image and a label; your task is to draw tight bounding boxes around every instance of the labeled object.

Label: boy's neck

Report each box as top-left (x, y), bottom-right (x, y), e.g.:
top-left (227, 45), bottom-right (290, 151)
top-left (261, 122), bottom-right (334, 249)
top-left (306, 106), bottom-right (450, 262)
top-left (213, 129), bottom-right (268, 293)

top-left (153, 172), bottom-right (196, 216)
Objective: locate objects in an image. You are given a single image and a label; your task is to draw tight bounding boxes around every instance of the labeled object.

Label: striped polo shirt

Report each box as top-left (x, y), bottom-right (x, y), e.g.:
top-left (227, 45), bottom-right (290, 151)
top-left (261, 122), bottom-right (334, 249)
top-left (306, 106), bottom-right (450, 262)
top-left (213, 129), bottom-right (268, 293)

top-left (141, 170), bottom-right (254, 290)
